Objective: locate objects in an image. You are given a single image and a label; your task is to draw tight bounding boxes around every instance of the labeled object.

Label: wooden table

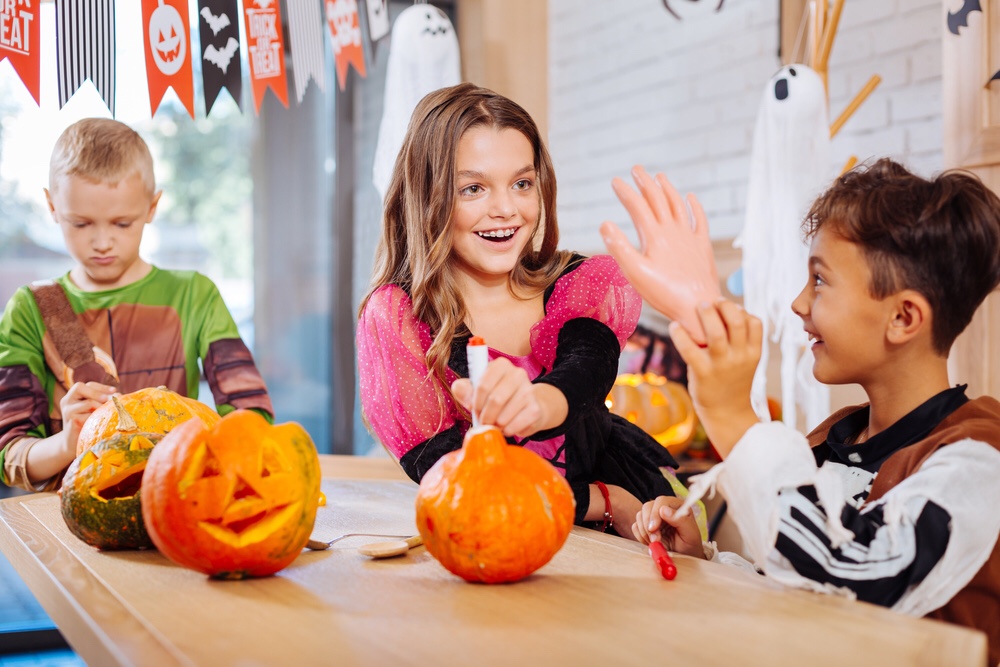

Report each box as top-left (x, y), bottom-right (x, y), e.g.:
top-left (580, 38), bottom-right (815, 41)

top-left (0, 455), bottom-right (986, 667)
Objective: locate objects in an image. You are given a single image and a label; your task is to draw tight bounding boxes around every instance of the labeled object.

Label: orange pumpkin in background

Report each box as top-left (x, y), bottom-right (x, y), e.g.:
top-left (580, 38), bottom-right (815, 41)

top-left (606, 373), bottom-right (697, 455)
top-left (140, 410), bottom-right (321, 580)
top-left (77, 386), bottom-right (221, 456)
top-left (415, 425), bottom-right (575, 584)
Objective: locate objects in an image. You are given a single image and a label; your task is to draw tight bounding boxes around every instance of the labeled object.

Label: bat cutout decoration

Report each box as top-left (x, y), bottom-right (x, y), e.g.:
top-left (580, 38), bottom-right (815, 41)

top-left (947, 0), bottom-right (981, 35)
top-left (204, 37), bottom-right (239, 73)
top-left (200, 7), bottom-right (230, 35)
top-left (662, 0), bottom-right (725, 21)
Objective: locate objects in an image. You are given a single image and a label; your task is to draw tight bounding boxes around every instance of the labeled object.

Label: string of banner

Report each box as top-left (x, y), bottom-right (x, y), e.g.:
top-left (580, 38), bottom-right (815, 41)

top-left (0, 0), bottom-right (385, 118)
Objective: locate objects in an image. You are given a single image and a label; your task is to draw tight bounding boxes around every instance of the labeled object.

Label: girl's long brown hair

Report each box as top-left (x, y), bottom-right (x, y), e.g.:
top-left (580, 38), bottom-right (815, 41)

top-left (360, 83), bottom-right (574, 389)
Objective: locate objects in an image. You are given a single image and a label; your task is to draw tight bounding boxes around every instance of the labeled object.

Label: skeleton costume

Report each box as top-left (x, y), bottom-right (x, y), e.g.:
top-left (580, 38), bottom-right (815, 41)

top-left (684, 385), bottom-right (1000, 662)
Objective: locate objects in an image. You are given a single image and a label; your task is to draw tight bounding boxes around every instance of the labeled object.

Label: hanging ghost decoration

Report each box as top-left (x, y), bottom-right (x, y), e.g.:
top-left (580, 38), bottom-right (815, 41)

top-left (372, 4), bottom-right (460, 201)
top-left (736, 64), bottom-right (831, 431)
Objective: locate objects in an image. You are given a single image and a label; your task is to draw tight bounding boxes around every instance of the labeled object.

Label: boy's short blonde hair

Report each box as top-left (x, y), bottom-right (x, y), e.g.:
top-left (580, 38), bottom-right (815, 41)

top-left (49, 118), bottom-right (156, 196)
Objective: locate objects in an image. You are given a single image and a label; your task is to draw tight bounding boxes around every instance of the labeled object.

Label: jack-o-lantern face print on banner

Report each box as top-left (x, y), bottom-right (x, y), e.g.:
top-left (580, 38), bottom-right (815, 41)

top-left (141, 410), bottom-right (321, 579)
top-left (150, 2), bottom-right (185, 74)
top-left (141, 0), bottom-right (196, 117)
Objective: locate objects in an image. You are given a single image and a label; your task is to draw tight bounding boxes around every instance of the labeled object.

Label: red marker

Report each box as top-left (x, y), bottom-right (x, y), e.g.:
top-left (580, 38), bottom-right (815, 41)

top-left (648, 540), bottom-right (677, 580)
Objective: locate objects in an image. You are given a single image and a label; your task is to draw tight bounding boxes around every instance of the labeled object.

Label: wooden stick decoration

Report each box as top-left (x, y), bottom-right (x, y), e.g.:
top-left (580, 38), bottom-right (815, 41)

top-left (814, 0), bottom-right (844, 75)
top-left (830, 74), bottom-right (882, 138)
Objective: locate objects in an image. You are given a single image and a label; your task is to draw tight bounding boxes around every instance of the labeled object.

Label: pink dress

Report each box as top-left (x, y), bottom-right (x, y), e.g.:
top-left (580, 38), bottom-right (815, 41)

top-left (357, 255), bottom-right (678, 524)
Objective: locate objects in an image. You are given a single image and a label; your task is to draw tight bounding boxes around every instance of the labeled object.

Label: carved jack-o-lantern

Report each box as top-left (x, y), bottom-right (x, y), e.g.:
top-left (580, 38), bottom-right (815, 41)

top-left (141, 410), bottom-right (321, 579)
top-left (149, 2), bottom-right (186, 74)
top-left (77, 386), bottom-right (220, 456)
top-left (61, 432), bottom-right (162, 550)
top-left (606, 373), bottom-right (697, 455)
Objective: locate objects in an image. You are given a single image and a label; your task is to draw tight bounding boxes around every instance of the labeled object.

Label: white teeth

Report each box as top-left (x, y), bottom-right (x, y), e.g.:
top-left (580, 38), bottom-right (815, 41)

top-left (476, 228), bottom-right (516, 239)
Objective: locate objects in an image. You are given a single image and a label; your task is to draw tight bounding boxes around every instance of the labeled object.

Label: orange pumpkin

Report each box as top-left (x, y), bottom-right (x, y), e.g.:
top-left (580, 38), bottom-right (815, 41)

top-left (415, 425), bottom-right (575, 584)
top-left (140, 410), bottom-right (321, 579)
top-left (606, 373), bottom-right (697, 455)
top-left (77, 386), bottom-right (221, 456)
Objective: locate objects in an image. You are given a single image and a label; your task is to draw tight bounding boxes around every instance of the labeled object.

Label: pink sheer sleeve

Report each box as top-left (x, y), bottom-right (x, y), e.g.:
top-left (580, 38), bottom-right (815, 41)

top-left (356, 285), bottom-right (459, 460)
top-left (530, 255), bottom-right (642, 370)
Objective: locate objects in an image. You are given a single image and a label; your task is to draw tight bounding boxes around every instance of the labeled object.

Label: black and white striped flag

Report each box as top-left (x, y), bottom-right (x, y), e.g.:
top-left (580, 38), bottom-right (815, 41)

top-left (286, 0), bottom-right (326, 103)
top-left (55, 0), bottom-right (116, 115)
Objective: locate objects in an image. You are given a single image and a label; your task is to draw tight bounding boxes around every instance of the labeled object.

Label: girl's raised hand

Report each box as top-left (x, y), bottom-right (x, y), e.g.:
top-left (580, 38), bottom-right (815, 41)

top-left (600, 165), bottom-right (721, 345)
top-left (451, 357), bottom-right (566, 439)
top-left (669, 300), bottom-right (762, 458)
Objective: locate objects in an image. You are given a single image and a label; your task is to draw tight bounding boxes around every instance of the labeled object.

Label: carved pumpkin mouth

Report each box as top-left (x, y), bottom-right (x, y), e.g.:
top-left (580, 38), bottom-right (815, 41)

top-left (80, 435), bottom-right (156, 501)
top-left (179, 441), bottom-right (302, 547)
top-left (198, 502), bottom-right (302, 548)
top-left (96, 469), bottom-right (145, 500)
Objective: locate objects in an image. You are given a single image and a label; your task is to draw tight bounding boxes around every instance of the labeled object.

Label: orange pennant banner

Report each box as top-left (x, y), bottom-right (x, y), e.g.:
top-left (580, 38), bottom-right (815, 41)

top-left (244, 0), bottom-right (289, 113)
top-left (141, 0), bottom-right (196, 118)
top-left (326, 0), bottom-right (366, 91)
top-left (0, 0), bottom-right (41, 105)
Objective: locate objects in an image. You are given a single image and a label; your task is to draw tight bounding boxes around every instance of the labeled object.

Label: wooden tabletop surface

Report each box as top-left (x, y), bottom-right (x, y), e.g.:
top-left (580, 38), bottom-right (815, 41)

top-left (0, 455), bottom-right (986, 667)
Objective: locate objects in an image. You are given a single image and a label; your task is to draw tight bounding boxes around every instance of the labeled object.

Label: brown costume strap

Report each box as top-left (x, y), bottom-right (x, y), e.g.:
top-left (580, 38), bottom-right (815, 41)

top-left (29, 282), bottom-right (119, 387)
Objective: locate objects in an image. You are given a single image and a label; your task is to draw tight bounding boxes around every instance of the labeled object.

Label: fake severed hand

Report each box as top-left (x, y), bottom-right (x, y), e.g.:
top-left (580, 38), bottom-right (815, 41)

top-left (600, 166), bottom-right (722, 345)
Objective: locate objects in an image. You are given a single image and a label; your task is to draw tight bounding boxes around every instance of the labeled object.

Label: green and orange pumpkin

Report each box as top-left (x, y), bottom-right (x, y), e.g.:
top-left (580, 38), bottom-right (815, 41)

top-left (415, 424), bottom-right (575, 584)
top-left (77, 386), bottom-right (221, 456)
top-left (140, 409), bottom-right (321, 579)
top-left (60, 432), bottom-right (162, 550)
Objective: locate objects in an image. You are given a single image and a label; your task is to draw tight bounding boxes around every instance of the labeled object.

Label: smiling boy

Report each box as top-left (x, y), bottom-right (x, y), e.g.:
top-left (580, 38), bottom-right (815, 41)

top-left (611, 159), bottom-right (1000, 660)
top-left (0, 118), bottom-right (273, 491)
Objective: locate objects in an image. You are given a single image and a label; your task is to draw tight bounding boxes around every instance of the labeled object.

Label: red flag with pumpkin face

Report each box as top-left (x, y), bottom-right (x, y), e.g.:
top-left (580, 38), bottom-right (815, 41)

top-left (141, 0), bottom-right (196, 118)
top-left (0, 0), bottom-right (41, 105)
top-left (243, 0), bottom-right (289, 113)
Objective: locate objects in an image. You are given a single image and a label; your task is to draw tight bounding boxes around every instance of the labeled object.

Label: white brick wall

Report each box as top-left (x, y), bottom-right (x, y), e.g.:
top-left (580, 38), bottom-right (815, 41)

top-left (548, 0), bottom-right (944, 250)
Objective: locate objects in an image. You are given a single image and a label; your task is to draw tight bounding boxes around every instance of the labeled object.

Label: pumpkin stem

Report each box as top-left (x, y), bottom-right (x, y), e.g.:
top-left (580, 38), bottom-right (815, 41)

top-left (113, 395), bottom-right (139, 432)
top-left (462, 425), bottom-right (507, 466)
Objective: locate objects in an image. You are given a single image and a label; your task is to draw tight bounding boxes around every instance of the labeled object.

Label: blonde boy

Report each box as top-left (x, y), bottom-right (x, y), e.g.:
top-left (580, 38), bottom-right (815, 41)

top-left (0, 118), bottom-right (272, 491)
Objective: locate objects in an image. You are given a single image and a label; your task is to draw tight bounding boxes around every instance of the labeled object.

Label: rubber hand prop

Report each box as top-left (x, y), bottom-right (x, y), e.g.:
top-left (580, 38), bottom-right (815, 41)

top-left (600, 166), bottom-right (721, 345)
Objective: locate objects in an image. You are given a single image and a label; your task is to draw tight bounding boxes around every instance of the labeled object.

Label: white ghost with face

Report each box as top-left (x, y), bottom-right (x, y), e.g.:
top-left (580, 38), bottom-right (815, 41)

top-left (372, 4), bottom-right (460, 200)
top-left (736, 64), bottom-right (831, 431)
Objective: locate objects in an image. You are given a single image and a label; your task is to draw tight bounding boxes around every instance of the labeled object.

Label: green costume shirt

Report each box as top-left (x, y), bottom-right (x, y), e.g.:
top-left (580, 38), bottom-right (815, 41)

top-left (0, 267), bottom-right (272, 487)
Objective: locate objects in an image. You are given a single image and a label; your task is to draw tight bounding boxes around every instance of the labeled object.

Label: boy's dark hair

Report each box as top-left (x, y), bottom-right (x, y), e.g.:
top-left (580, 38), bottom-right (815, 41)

top-left (803, 157), bottom-right (1000, 354)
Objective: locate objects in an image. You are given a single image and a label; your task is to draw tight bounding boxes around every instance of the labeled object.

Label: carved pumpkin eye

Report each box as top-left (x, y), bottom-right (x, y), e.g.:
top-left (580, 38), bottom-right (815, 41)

top-left (141, 410), bottom-right (322, 579)
top-left (76, 386), bottom-right (221, 458)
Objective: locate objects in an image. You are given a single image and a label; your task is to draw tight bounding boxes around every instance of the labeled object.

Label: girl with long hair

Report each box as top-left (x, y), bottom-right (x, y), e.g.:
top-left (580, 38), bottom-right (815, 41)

top-left (357, 83), bottom-right (678, 536)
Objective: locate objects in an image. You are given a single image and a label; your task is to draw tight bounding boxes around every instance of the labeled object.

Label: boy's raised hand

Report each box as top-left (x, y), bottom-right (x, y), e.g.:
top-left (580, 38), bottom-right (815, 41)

top-left (670, 301), bottom-right (762, 458)
top-left (600, 166), bottom-right (721, 345)
top-left (632, 495), bottom-right (705, 559)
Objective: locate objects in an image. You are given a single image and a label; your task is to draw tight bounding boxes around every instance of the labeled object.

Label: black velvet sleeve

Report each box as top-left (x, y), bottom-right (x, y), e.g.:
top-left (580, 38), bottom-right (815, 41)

top-left (531, 317), bottom-right (621, 441)
top-left (397, 422), bottom-right (464, 483)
